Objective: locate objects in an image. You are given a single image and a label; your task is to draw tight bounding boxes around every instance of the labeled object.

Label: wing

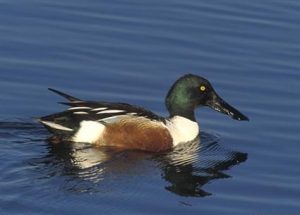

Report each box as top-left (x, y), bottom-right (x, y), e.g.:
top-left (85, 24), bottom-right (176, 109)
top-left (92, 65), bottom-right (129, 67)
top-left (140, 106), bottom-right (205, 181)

top-left (39, 88), bottom-right (165, 134)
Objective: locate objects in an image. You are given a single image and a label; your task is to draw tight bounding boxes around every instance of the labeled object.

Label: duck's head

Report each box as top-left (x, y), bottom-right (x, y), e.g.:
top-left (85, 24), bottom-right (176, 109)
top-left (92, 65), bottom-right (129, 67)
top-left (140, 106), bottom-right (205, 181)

top-left (166, 74), bottom-right (249, 121)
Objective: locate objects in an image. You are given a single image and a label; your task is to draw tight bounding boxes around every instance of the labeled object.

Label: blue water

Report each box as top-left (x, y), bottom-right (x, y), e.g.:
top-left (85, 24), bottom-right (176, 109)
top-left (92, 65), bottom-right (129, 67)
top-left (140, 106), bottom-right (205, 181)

top-left (1, 0), bottom-right (300, 214)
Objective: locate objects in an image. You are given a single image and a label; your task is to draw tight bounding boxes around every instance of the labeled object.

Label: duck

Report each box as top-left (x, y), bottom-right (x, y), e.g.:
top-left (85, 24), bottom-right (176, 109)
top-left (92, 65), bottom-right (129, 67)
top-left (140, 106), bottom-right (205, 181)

top-left (39, 74), bottom-right (249, 152)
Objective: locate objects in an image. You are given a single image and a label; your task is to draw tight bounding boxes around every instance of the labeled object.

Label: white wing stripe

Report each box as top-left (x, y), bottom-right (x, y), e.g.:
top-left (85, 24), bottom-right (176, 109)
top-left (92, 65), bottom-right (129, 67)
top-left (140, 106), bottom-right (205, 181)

top-left (73, 112), bottom-right (89, 115)
top-left (39, 120), bottom-right (73, 131)
top-left (96, 110), bottom-right (125, 114)
top-left (68, 107), bottom-right (92, 110)
top-left (91, 107), bottom-right (107, 111)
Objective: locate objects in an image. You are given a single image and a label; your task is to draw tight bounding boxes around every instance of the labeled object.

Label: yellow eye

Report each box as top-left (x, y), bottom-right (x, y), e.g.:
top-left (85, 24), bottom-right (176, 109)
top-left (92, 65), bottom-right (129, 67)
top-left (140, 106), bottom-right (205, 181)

top-left (200, 85), bottom-right (206, 91)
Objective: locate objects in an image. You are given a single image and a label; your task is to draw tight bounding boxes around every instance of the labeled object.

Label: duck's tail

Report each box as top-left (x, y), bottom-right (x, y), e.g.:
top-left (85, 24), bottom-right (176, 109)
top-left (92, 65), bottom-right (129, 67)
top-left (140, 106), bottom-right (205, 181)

top-left (48, 88), bottom-right (81, 102)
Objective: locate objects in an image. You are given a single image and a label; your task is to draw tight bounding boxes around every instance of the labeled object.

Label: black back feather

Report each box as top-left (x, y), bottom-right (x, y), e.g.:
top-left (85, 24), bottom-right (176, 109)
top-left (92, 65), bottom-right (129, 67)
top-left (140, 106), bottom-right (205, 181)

top-left (40, 88), bottom-right (166, 133)
top-left (48, 88), bottom-right (81, 102)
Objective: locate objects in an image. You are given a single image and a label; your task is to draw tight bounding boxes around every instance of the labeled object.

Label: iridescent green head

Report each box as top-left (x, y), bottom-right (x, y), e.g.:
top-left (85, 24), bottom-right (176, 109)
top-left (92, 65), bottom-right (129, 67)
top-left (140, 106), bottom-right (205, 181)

top-left (165, 74), bottom-right (249, 121)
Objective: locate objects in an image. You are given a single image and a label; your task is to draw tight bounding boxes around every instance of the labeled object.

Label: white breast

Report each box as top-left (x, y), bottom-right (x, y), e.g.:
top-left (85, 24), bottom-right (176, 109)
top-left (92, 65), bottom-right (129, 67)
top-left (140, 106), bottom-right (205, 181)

top-left (165, 116), bottom-right (199, 146)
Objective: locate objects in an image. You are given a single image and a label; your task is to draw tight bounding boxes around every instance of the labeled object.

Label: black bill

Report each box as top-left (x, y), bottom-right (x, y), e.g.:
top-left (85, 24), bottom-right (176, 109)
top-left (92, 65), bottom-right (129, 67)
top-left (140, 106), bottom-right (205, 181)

top-left (207, 93), bottom-right (249, 121)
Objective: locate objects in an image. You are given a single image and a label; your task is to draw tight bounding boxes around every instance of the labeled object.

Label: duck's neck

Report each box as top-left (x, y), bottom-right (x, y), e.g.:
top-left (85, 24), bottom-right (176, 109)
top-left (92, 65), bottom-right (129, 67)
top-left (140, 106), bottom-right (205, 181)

top-left (166, 100), bottom-right (196, 122)
top-left (165, 84), bottom-right (197, 122)
top-left (168, 107), bottom-right (196, 122)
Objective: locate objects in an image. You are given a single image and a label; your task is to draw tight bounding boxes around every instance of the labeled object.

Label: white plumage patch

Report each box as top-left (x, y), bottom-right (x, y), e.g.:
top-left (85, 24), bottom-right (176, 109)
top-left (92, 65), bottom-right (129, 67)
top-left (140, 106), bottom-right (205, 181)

top-left (96, 109), bottom-right (125, 114)
top-left (91, 107), bottom-right (107, 111)
top-left (68, 107), bottom-right (92, 110)
top-left (72, 120), bottom-right (105, 143)
top-left (166, 116), bottom-right (199, 146)
top-left (39, 120), bottom-right (73, 131)
top-left (73, 111), bottom-right (89, 115)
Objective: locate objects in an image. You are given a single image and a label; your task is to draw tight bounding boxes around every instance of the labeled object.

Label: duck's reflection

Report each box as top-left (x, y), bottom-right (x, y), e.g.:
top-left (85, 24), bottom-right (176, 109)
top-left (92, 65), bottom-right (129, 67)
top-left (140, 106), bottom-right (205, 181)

top-left (155, 133), bottom-right (247, 197)
top-left (159, 141), bottom-right (247, 197)
top-left (34, 132), bottom-right (247, 197)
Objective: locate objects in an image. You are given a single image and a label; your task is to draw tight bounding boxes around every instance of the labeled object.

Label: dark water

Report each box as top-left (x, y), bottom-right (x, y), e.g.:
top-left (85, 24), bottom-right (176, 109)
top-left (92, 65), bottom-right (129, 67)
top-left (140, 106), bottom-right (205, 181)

top-left (1, 0), bottom-right (300, 214)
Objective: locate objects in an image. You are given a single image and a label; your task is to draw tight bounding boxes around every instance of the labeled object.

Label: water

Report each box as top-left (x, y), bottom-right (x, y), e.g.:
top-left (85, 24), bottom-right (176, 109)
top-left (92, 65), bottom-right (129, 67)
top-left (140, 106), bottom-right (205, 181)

top-left (0, 0), bottom-right (300, 214)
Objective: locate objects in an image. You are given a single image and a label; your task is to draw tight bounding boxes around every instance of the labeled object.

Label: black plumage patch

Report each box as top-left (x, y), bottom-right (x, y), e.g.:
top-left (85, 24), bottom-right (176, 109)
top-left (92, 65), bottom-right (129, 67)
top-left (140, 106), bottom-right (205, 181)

top-left (39, 88), bottom-right (165, 134)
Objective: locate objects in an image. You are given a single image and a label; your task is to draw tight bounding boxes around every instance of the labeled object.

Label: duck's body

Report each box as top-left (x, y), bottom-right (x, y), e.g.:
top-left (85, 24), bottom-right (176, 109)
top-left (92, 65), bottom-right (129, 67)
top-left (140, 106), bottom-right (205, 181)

top-left (40, 96), bottom-right (199, 152)
top-left (39, 74), bottom-right (248, 152)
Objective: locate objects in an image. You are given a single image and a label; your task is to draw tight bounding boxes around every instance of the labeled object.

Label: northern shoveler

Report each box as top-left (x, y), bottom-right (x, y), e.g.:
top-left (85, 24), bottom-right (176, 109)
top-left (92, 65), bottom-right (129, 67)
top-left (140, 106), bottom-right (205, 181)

top-left (39, 74), bottom-right (249, 152)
